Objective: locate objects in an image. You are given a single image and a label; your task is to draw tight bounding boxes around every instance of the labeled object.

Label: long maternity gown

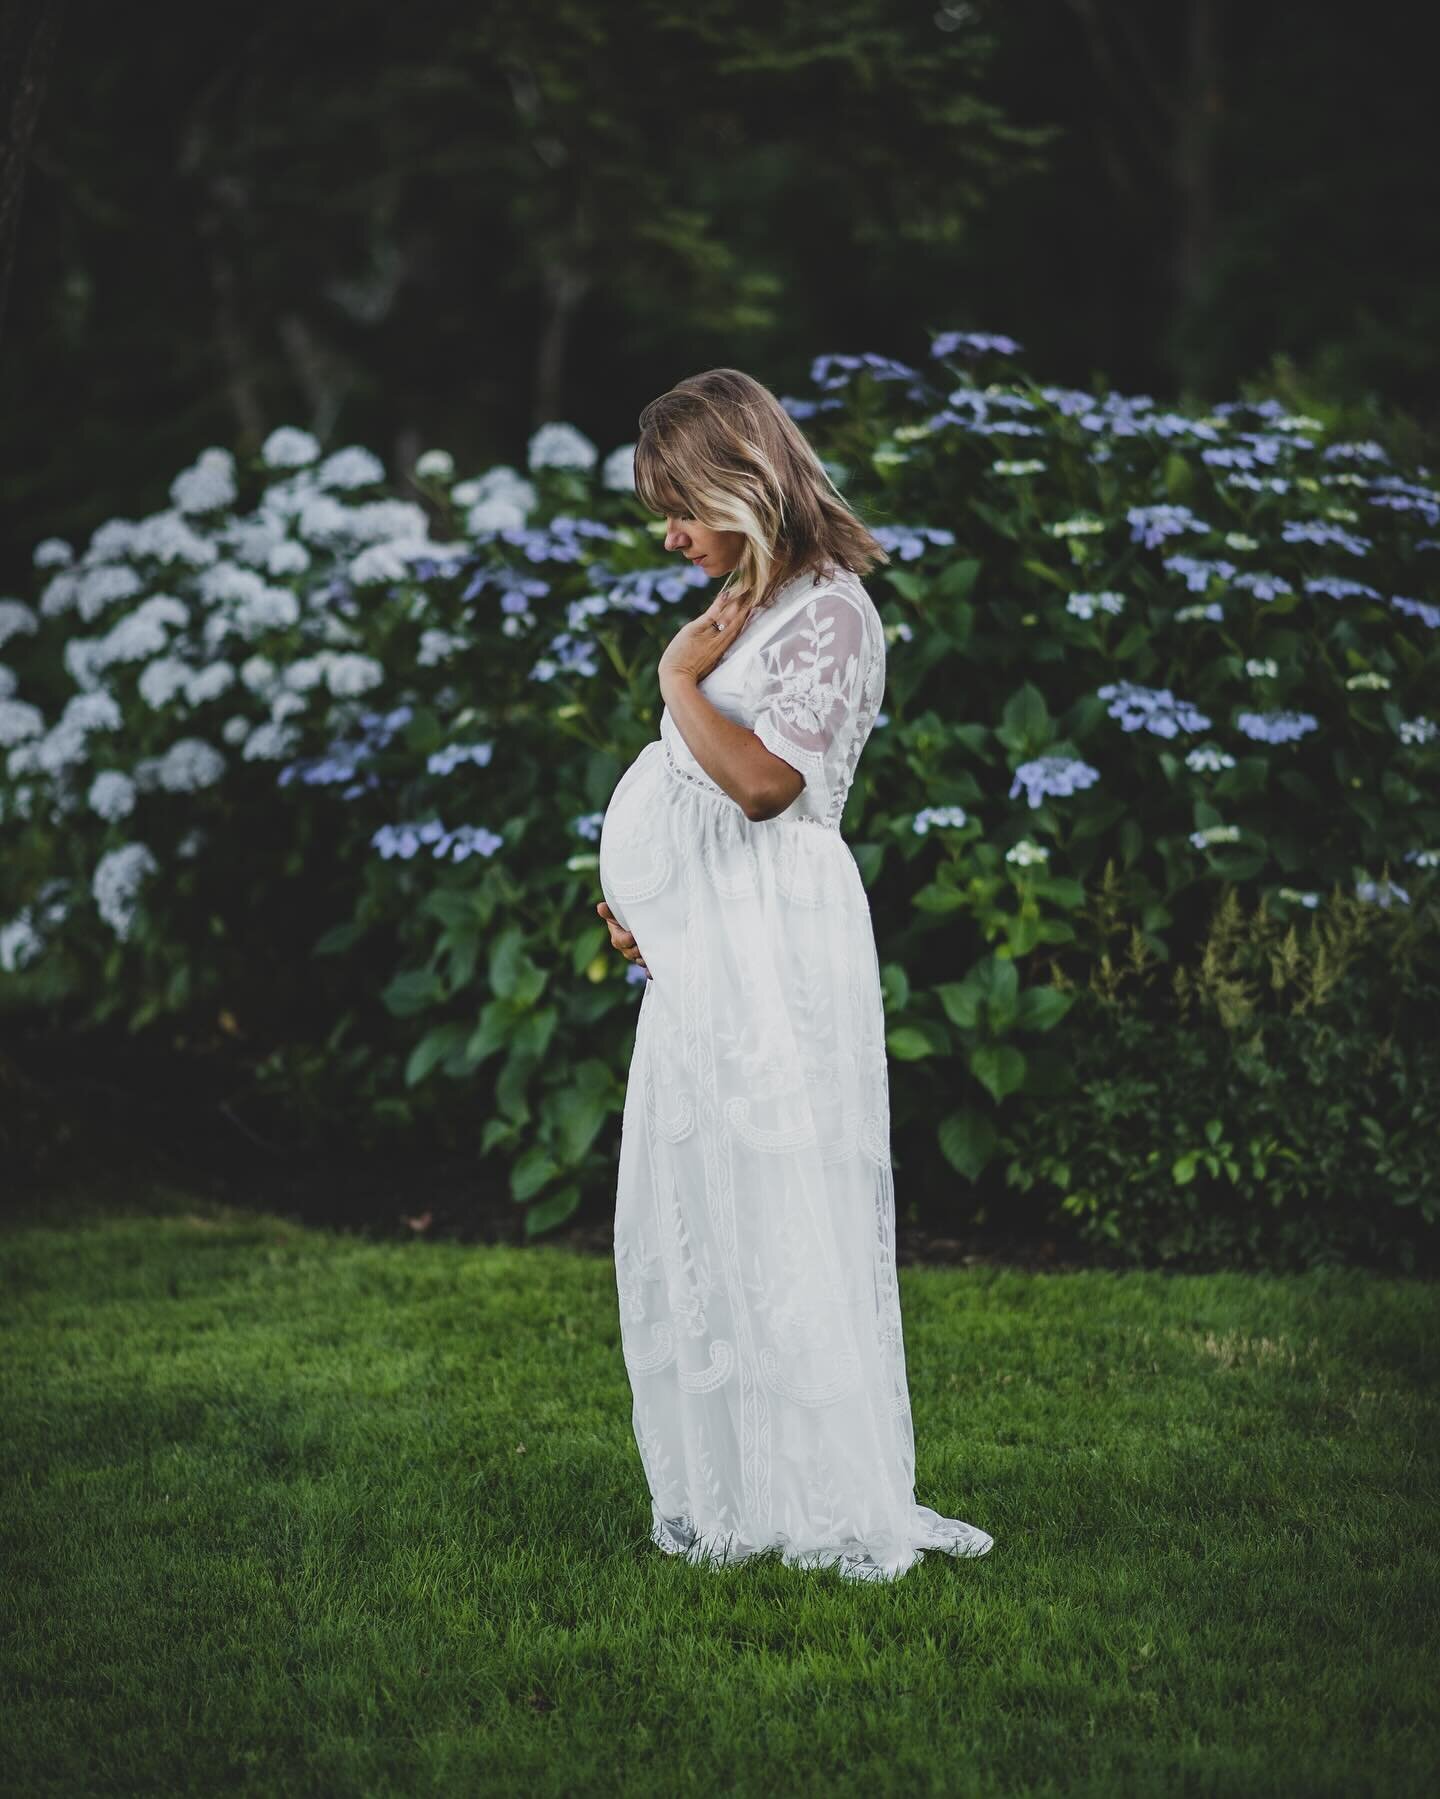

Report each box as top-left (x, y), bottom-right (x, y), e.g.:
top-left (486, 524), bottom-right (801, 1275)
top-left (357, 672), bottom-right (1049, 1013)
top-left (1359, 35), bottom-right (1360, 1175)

top-left (597, 565), bottom-right (994, 1583)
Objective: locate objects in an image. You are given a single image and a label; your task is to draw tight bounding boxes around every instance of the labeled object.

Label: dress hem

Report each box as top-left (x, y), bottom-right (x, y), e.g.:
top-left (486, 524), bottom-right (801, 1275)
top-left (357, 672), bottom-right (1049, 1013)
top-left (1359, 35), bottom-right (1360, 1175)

top-left (647, 1503), bottom-right (994, 1584)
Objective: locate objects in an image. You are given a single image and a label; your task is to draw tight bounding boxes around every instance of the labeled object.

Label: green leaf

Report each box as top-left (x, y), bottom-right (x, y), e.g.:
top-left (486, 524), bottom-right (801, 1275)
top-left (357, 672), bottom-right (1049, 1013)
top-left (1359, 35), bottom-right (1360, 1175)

top-left (968, 1043), bottom-right (1027, 1102)
top-left (523, 1183), bottom-right (582, 1238)
top-left (489, 927), bottom-right (526, 998)
top-left (381, 968), bottom-right (444, 1018)
top-left (912, 882), bottom-right (968, 915)
top-left (1000, 681), bottom-right (1052, 750)
top-left (937, 557), bottom-right (982, 600)
top-left (1172, 1153), bottom-right (1198, 1185)
top-left (887, 1026), bottom-right (937, 1061)
top-left (552, 1089), bottom-right (608, 1163)
top-left (1016, 986), bottom-right (1075, 1032)
top-left (511, 1146), bottom-right (559, 1203)
top-left (464, 1000), bottom-right (512, 1066)
top-left (405, 1021), bottom-right (469, 1088)
top-left (313, 919), bottom-right (365, 957)
top-left (935, 980), bottom-right (981, 1029)
top-left (937, 1107), bottom-right (997, 1180)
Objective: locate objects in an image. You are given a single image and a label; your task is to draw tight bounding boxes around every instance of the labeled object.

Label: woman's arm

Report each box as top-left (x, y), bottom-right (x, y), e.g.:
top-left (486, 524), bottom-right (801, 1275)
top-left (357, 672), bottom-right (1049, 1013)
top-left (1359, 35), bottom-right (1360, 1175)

top-left (659, 671), bottom-right (805, 822)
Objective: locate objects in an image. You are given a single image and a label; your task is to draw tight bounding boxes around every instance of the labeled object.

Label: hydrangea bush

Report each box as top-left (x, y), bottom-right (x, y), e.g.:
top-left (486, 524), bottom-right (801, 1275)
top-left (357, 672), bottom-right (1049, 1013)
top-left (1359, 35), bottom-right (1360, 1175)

top-left (2, 332), bottom-right (1437, 1254)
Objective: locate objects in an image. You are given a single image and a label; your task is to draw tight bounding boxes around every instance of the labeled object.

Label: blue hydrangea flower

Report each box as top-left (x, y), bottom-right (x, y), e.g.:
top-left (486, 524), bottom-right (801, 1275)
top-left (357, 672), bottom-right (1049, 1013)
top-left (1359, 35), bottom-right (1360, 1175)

top-left (1098, 681), bottom-right (1211, 737)
top-left (1231, 571), bottom-right (1293, 601)
top-left (930, 330), bottom-right (1022, 358)
top-left (1280, 519), bottom-right (1371, 555)
top-left (1392, 595), bottom-right (1440, 629)
top-left (1127, 504), bottom-right (1209, 549)
top-left (572, 811), bottom-right (605, 842)
top-left (1355, 879), bottom-right (1409, 908)
top-left (1303, 575), bottom-right (1382, 601)
top-left (913, 805), bottom-right (968, 835)
top-left (1164, 554), bottom-right (1237, 593)
top-left (1235, 709), bottom-right (1319, 744)
top-left (1009, 756), bottom-right (1101, 809)
top-left (427, 741), bottom-right (495, 776)
top-left (870, 525), bottom-right (956, 561)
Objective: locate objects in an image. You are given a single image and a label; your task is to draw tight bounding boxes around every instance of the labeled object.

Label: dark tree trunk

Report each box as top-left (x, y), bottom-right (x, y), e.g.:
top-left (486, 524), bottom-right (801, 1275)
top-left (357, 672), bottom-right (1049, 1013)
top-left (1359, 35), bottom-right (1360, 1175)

top-left (0, 0), bottom-right (69, 353)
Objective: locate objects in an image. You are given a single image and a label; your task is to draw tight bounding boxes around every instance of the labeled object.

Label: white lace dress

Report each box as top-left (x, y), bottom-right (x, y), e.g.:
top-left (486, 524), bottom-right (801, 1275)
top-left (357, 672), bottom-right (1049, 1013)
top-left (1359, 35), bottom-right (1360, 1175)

top-left (598, 566), bottom-right (994, 1582)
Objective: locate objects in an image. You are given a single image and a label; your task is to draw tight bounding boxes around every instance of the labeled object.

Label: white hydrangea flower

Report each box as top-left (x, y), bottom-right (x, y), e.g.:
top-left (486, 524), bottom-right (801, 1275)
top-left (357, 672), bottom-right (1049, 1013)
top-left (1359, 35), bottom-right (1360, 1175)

top-left (456, 466), bottom-right (536, 510)
top-left (325, 653), bottom-right (384, 696)
top-left (86, 519), bottom-right (140, 560)
top-left (1, 910), bottom-right (44, 973)
top-left (282, 654), bottom-right (333, 692)
top-left (185, 661), bottom-right (236, 705)
top-left (415, 449), bottom-right (455, 481)
top-left (345, 499), bottom-right (430, 546)
top-left (223, 514), bottom-right (289, 566)
top-left (155, 737), bottom-right (226, 791)
top-left (315, 446), bottom-right (385, 490)
top-left (266, 540), bottom-right (310, 577)
top-left (89, 769), bottom-right (138, 820)
top-left (0, 600), bottom-right (40, 651)
top-left (270, 691), bottom-right (306, 723)
top-left (92, 841), bottom-right (159, 940)
top-left (220, 714), bottom-right (252, 746)
top-left (61, 690), bottom-right (122, 733)
top-left (138, 657), bottom-right (198, 709)
top-left (241, 719), bottom-right (300, 761)
top-left (97, 611), bottom-right (169, 664)
top-left (7, 741), bottom-right (42, 777)
top-left (466, 496), bottom-right (529, 534)
top-left (198, 561), bottom-right (267, 607)
top-left (76, 564), bottom-right (143, 624)
top-left (602, 444), bottom-right (637, 491)
top-left (417, 628), bottom-right (467, 666)
top-left (171, 447), bottom-right (238, 515)
top-left (62, 637), bottom-right (108, 692)
top-left (127, 510), bottom-right (219, 567)
top-left (0, 699), bottom-right (44, 747)
top-left (35, 721), bottom-right (91, 774)
top-left (527, 422), bottom-right (597, 472)
top-left (239, 654), bottom-right (278, 695)
top-left (295, 494), bottom-right (353, 544)
top-left (261, 426), bottom-right (321, 469)
top-left (232, 583), bottom-right (300, 638)
top-left (32, 537), bottom-right (75, 570)
top-left (38, 569), bottom-right (81, 617)
top-left (176, 826), bottom-right (207, 859)
top-left (349, 537), bottom-right (431, 585)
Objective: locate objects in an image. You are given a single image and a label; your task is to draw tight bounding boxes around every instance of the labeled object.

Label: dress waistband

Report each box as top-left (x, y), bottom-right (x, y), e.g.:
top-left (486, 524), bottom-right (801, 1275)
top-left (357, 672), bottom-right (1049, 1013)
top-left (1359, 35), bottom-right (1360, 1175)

top-left (660, 736), bottom-right (838, 830)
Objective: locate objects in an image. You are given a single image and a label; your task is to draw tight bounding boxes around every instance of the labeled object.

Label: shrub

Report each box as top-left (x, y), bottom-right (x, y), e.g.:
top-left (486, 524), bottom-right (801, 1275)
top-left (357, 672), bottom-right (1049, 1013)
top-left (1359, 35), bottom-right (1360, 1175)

top-left (2, 335), bottom-right (1436, 1248)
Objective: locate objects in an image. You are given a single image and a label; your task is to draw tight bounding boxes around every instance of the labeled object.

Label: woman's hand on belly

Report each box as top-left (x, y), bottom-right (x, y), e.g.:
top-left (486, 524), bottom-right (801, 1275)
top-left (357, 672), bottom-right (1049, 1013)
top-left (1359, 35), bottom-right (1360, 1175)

top-left (596, 899), bottom-right (650, 978)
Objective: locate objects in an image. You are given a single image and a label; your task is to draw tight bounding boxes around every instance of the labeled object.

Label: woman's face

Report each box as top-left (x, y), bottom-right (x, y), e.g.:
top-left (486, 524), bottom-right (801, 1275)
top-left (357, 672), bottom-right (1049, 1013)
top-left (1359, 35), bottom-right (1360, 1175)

top-left (664, 516), bottom-right (743, 576)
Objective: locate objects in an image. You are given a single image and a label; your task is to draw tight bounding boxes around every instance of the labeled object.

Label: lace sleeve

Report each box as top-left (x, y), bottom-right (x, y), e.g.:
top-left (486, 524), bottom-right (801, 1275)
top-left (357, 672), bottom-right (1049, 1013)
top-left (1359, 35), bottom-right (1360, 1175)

top-left (750, 591), bottom-right (867, 820)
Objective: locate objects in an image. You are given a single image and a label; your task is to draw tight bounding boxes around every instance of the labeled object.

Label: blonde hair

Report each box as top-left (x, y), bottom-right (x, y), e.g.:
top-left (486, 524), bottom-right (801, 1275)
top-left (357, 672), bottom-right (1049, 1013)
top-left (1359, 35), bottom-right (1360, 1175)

top-left (633, 367), bottom-right (891, 619)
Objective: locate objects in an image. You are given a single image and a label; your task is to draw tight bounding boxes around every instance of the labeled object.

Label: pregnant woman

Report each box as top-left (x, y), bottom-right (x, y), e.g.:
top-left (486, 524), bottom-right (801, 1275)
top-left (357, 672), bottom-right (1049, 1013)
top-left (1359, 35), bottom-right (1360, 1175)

top-left (596, 367), bottom-right (994, 1583)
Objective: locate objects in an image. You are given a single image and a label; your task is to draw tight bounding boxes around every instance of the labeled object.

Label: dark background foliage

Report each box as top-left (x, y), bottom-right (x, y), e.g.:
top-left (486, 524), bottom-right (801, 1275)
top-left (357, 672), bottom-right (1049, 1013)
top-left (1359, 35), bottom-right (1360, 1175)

top-left (2, 0), bottom-right (1436, 590)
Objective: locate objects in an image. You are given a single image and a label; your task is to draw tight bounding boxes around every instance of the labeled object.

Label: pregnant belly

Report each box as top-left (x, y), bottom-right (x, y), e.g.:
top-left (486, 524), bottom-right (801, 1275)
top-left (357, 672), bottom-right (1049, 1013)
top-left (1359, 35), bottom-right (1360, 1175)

top-left (598, 741), bottom-right (673, 941)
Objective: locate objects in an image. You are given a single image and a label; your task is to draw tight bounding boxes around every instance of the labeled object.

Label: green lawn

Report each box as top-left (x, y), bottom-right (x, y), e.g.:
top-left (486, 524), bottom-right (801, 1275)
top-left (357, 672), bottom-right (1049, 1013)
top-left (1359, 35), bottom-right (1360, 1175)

top-left (2, 1189), bottom-right (1437, 1797)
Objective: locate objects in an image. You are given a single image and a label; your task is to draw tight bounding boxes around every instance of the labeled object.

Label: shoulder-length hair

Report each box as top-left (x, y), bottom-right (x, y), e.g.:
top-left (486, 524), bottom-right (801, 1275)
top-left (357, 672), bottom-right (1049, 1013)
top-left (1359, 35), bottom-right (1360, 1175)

top-left (632, 367), bottom-right (891, 617)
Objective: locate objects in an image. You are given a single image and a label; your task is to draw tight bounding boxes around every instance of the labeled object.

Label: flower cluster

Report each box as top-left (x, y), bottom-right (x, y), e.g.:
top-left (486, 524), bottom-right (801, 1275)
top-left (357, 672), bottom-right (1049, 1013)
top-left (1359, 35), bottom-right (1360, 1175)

top-left (372, 820), bottom-right (504, 863)
top-left (1008, 756), bottom-right (1100, 810)
top-left (1235, 710), bottom-right (1319, 744)
top-left (1098, 681), bottom-right (1212, 737)
top-left (912, 805), bottom-right (968, 835)
top-left (1066, 591), bottom-right (1125, 620)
